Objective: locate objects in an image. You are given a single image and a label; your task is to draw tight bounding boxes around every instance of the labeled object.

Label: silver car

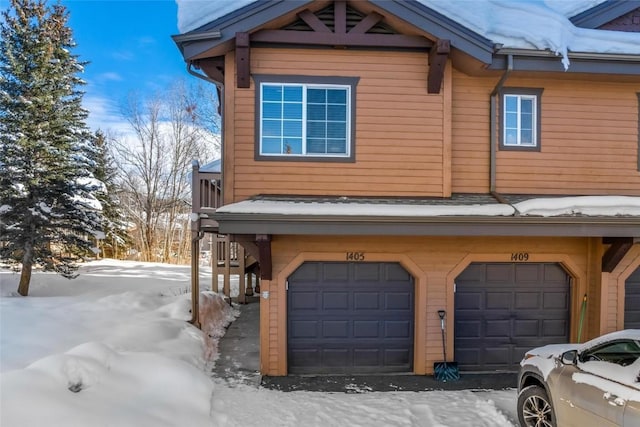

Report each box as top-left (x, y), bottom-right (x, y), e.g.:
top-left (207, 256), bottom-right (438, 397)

top-left (517, 330), bottom-right (640, 427)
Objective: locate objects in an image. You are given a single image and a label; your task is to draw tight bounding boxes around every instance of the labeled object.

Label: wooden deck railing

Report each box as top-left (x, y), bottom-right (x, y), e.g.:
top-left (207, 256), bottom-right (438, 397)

top-left (191, 160), bottom-right (222, 214)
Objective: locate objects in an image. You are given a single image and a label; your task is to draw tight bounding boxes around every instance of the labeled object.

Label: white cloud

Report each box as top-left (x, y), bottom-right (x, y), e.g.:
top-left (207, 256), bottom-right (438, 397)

top-left (97, 72), bottom-right (123, 82)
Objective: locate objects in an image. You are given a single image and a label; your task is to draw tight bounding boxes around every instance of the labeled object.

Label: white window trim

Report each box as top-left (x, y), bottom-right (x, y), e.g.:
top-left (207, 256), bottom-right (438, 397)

top-left (503, 94), bottom-right (537, 147)
top-left (259, 82), bottom-right (352, 158)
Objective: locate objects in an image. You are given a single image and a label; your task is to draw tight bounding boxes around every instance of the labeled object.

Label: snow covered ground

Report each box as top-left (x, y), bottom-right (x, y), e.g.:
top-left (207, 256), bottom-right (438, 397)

top-left (0, 259), bottom-right (518, 426)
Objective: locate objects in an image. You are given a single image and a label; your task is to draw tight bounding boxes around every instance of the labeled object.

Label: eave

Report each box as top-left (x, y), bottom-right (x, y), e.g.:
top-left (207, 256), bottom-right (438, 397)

top-left (491, 49), bottom-right (640, 75)
top-left (211, 213), bottom-right (640, 238)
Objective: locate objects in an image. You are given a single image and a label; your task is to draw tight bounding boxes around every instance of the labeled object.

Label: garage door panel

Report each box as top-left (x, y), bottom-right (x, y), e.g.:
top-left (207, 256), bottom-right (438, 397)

top-left (486, 292), bottom-right (511, 309)
top-left (385, 292), bottom-right (412, 310)
top-left (322, 292), bottom-right (349, 310)
top-left (486, 320), bottom-right (511, 337)
top-left (354, 292), bottom-right (379, 309)
top-left (385, 320), bottom-right (412, 338)
top-left (386, 264), bottom-right (412, 281)
top-left (543, 292), bottom-right (569, 309)
top-left (290, 291), bottom-right (318, 310)
top-left (456, 292), bottom-right (482, 310)
top-left (516, 292), bottom-right (540, 309)
top-left (288, 262), bottom-right (414, 374)
top-left (323, 263), bottom-right (350, 281)
top-left (322, 320), bottom-right (349, 338)
top-left (455, 263), bottom-right (570, 372)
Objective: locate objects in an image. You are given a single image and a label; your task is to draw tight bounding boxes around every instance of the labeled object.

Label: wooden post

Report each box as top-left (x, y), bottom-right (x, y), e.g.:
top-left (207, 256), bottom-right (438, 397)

top-left (237, 243), bottom-right (246, 304)
top-left (223, 236), bottom-right (231, 298)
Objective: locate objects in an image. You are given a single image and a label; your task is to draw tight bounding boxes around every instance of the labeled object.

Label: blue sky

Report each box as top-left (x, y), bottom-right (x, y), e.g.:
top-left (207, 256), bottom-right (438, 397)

top-left (59, 0), bottom-right (189, 132)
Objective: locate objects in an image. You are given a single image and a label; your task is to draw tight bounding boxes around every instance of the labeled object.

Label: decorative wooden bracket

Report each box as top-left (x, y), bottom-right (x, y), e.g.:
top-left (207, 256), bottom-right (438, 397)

top-left (602, 237), bottom-right (634, 273)
top-left (256, 234), bottom-right (272, 280)
top-left (427, 39), bottom-right (450, 94)
top-left (236, 32), bottom-right (250, 88)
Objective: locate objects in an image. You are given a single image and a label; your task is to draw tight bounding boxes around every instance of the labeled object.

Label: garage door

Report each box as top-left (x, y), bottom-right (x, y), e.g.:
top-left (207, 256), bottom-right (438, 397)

top-left (625, 267), bottom-right (640, 329)
top-left (455, 263), bottom-right (570, 372)
top-left (287, 262), bottom-right (414, 374)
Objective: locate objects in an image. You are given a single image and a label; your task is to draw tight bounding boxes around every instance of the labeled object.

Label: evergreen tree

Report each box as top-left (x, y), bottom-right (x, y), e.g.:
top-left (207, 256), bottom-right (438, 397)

top-left (91, 130), bottom-right (131, 258)
top-left (0, 0), bottom-right (104, 295)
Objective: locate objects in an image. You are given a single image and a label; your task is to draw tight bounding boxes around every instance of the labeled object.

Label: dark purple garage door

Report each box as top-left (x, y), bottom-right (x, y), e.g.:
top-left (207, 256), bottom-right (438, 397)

top-left (455, 263), bottom-right (571, 372)
top-left (625, 267), bottom-right (640, 329)
top-left (287, 262), bottom-right (414, 374)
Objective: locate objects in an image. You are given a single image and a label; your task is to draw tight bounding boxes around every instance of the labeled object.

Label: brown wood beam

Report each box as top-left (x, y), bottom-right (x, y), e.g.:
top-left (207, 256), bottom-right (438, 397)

top-left (349, 11), bottom-right (383, 34)
top-left (232, 234), bottom-right (260, 261)
top-left (298, 9), bottom-right (331, 33)
top-left (251, 30), bottom-right (432, 49)
top-left (427, 39), bottom-right (450, 94)
top-left (235, 32), bottom-right (250, 88)
top-left (334, 0), bottom-right (347, 34)
top-left (602, 237), bottom-right (634, 273)
top-left (256, 234), bottom-right (272, 280)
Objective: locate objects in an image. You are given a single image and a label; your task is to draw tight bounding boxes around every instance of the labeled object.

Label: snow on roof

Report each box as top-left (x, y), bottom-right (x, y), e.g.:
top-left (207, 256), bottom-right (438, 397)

top-left (215, 196), bottom-right (640, 218)
top-left (176, 0), bottom-right (640, 70)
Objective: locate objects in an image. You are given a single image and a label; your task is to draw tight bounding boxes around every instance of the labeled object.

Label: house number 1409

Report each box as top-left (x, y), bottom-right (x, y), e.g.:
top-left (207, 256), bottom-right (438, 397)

top-left (511, 252), bottom-right (529, 261)
top-left (346, 252), bottom-right (365, 261)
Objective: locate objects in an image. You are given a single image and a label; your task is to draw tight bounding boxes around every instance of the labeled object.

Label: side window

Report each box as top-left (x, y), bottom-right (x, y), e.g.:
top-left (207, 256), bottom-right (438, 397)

top-left (581, 340), bottom-right (640, 366)
top-left (254, 75), bottom-right (359, 162)
top-left (499, 88), bottom-right (543, 151)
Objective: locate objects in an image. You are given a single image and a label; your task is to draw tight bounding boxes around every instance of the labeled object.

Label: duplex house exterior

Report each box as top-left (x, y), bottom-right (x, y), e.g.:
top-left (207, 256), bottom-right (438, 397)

top-left (174, 0), bottom-right (640, 376)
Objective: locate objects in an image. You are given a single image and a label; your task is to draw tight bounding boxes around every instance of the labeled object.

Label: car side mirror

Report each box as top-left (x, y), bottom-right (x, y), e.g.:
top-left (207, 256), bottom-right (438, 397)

top-left (561, 350), bottom-right (578, 365)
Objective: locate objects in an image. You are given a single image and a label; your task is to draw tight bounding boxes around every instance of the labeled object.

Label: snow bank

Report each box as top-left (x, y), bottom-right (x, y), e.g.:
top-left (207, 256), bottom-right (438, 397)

top-left (515, 196), bottom-right (640, 217)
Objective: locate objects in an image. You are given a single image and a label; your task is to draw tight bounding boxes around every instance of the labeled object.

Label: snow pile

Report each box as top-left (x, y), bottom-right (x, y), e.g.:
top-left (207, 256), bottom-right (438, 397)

top-left (176, 0), bottom-right (640, 71)
top-left (515, 196), bottom-right (640, 217)
top-left (0, 260), bottom-right (235, 427)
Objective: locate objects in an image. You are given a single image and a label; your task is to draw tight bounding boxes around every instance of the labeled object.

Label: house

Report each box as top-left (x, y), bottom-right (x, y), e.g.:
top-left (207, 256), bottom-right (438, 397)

top-left (174, 0), bottom-right (640, 376)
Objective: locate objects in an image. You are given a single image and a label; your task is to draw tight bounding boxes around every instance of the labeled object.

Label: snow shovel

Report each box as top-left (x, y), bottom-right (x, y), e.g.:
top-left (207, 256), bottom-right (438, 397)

top-left (434, 310), bottom-right (460, 382)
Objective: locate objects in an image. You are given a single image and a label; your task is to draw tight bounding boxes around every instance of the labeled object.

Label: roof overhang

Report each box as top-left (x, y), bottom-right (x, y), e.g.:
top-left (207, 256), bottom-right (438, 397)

top-left (211, 213), bottom-right (640, 237)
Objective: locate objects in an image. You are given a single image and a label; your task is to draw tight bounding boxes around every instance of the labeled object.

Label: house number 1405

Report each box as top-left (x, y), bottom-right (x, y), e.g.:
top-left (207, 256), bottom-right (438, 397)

top-left (346, 252), bottom-right (365, 261)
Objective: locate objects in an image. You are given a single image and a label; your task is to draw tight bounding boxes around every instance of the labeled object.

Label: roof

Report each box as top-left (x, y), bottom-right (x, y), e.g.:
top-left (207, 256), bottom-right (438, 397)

top-left (208, 195), bottom-right (640, 237)
top-left (174, 0), bottom-right (640, 74)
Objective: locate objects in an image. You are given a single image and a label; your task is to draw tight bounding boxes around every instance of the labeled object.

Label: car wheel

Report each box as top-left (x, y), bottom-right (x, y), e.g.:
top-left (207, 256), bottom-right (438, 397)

top-left (517, 384), bottom-right (556, 427)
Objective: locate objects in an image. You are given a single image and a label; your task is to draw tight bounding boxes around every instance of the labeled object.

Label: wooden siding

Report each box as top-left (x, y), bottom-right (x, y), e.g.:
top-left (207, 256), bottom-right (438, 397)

top-left (260, 235), bottom-right (599, 376)
top-left (451, 70), bottom-right (640, 195)
top-left (229, 48), bottom-right (448, 202)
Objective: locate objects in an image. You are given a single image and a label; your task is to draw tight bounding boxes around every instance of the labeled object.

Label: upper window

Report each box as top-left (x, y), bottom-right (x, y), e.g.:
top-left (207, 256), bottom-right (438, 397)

top-left (499, 88), bottom-right (543, 151)
top-left (254, 75), bottom-right (358, 162)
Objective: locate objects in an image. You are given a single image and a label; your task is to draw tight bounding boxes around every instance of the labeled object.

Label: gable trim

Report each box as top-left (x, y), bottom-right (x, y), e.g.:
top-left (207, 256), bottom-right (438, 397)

top-left (570, 0), bottom-right (640, 29)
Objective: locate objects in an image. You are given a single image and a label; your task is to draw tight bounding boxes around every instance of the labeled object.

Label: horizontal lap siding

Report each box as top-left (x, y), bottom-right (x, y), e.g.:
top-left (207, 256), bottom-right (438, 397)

top-left (451, 71), bottom-right (493, 193)
top-left (497, 78), bottom-right (640, 195)
top-left (232, 48), bottom-right (444, 201)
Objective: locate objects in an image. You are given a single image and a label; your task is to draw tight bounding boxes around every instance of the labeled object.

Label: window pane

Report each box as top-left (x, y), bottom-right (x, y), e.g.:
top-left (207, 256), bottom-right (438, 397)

top-left (521, 98), bottom-right (533, 114)
top-left (263, 85), bottom-right (282, 102)
top-left (263, 102), bottom-right (281, 119)
top-left (521, 112), bottom-right (533, 130)
top-left (327, 89), bottom-right (347, 104)
top-left (505, 95), bottom-right (518, 112)
top-left (283, 103), bottom-right (302, 120)
top-left (283, 138), bottom-right (302, 154)
top-left (262, 120), bottom-right (281, 137)
top-left (520, 130), bottom-right (534, 145)
top-left (308, 89), bottom-right (326, 103)
top-left (262, 137), bottom-right (282, 154)
top-left (307, 121), bottom-right (326, 138)
top-left (506, 112), bottom-right (518, 129)
top-left (327, 123), bottom-right (346, 138)
top-left (308, 104), bottom-right (326, 121)
top-left (327, 104), bottom-right (346, 121)
top-left (505, 129), bottom-right (518, 145)
top-left (307, 138), bottom-right (326, 154)
top-left (283, 120), bottom-right (302, 137)
top-left (283, 86), bottom-right (302, 102)
top-left (327, 139), bottom-right (347, 154)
